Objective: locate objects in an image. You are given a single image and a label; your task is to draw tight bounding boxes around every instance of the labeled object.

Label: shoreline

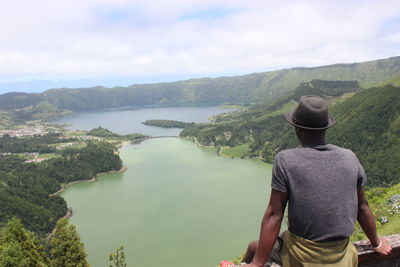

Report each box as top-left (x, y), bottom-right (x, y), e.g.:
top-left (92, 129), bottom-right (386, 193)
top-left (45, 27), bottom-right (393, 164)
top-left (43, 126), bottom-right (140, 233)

top-left (49, 165), bottom-right (128, 197)
top-left (218, 147), bottom-right (235, 159)
top-left (47, 142), bottom-right (129, 240)
top-left (46, 208), bottom-right (73, 240)
top-left (128, 135), bottom-right (267, 163)
top-left (219, 146), bottom-right (265, 161)
top-left (116, 140), bottom-right (131, 148)
top-left (188, 136), bottom-right (266, 161)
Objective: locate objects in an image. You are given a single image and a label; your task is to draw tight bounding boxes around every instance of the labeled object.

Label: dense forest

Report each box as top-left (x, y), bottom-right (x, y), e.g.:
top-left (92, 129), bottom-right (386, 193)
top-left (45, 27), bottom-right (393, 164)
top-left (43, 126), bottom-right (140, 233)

top-left (0, 136), bottom-right (122, 235)
top-left (0, 57), bottom-right (399, 121)
top-left (0, 132), bottom-right (125, 266)
top-left (0, 132), bottom-right (76, 153)
top-left (181, 83), bottom-right (400, 188)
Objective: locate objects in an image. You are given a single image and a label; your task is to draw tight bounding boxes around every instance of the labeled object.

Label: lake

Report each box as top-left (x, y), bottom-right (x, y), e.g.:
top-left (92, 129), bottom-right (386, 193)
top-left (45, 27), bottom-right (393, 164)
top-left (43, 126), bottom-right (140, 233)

top-left (57, 106), bottom-right (277, 267)
top-left (52, 105), bottom-right (237, 136)
top-left (62, 138), bottom-right (272, 267)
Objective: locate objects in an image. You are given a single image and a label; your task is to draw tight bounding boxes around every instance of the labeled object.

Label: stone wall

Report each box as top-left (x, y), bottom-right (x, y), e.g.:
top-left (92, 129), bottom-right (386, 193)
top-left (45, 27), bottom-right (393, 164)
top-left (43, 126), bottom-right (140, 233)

top-left (356, 234), bottom-right (400, 266)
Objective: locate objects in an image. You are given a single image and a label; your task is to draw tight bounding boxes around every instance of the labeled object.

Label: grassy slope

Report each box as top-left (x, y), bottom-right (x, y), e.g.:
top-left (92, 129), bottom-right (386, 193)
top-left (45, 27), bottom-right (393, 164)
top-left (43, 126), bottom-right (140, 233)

top-left (221, 143), bottom-right (250, 158)
top-left (352, 183), bottom-right (400, 241)
top-left (37, 153), bottom-right (61, 159)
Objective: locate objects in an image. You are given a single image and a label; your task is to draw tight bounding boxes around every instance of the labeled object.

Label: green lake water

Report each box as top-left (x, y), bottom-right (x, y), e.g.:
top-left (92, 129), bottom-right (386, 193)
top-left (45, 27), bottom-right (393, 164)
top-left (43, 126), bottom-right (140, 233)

top-left (61, 138), bottom-right (273, 267)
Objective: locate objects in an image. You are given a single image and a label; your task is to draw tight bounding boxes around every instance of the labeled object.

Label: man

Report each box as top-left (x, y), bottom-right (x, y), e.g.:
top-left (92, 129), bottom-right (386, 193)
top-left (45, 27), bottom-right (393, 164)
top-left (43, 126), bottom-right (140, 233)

top-left (242, 95), bottom-right (392, 267)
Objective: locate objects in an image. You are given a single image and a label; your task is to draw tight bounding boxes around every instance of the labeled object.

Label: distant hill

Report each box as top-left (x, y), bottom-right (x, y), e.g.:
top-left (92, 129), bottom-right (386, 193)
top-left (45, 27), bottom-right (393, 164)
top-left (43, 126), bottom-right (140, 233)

top-left (1, 56), bottom-right (400, 113)
top-left (181, 84), bottom-right (400, 187)
top-left (0, 92), bottom-right (42, 110)
top-left (264, 79), bottom-right (360, 112)
top-left (204, 79), bottom-right (361, 127)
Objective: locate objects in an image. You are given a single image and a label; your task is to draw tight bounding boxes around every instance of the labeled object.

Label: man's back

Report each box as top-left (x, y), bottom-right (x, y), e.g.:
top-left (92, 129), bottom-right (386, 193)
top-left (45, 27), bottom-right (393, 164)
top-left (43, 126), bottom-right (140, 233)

top-left (272, 144), bottom-right (367, 241)
top-left (240, 96), bottom-right (391, 267)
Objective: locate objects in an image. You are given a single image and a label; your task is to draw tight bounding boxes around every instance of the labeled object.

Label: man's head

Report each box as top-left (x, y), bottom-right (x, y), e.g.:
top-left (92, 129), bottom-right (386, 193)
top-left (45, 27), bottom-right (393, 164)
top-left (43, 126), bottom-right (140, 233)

top-left (285, 95), bottom-right (335, 145)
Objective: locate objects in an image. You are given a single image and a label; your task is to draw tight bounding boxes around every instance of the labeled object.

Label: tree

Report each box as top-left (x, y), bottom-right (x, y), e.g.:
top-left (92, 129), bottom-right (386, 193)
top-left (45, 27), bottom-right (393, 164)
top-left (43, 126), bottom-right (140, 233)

top-left (109, 246), bottom-right (127, 267)
top-left (0, 217), bottom-right (49, 267)
top-left (50, 219), bottom-right (89, 267)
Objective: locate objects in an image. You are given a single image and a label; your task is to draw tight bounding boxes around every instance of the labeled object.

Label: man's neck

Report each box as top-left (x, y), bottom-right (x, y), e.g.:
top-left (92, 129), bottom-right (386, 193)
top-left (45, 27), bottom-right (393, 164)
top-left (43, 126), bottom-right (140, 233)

top-left (296, 128), bottom-right (327, 147)
top-left (301, 137), bottom-right (326, 147)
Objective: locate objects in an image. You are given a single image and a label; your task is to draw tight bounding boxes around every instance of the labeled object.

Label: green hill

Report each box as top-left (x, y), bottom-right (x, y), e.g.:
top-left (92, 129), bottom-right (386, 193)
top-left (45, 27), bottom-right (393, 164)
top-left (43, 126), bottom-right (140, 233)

top-left (1, 56), bottom-right (400, 114)
top-left (181, 84), bottom-right (400, 188)
top-left (0, 92), bottom-right (42, 110)
top-left (180, 79), bottom-right (363, 149)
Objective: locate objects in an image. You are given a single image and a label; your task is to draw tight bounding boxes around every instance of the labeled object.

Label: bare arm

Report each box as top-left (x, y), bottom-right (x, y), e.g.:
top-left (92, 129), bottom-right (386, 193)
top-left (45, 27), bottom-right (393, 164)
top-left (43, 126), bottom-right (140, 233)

top-left (357, 186), bottom-right (392, 255)
top-left (245, 189), bottom-right (288, 267)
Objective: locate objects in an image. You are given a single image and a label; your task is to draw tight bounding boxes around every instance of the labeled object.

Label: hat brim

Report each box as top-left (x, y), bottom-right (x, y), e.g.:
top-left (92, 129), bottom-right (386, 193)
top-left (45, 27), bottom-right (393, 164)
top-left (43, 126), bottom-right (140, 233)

top-left (285, 112), bottom-right (336, 130)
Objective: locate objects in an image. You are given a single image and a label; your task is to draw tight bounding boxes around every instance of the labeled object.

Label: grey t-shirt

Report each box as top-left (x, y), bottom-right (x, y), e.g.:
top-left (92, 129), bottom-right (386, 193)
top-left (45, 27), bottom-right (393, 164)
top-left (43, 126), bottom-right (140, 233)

top-left (271, 144), bottom-right (367, 242)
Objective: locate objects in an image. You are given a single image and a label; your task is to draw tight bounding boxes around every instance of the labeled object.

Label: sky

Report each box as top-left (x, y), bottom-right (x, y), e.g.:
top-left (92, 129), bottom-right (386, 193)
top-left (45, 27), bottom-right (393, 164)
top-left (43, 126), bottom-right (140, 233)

top-left (0, 0), bottom-right (399, 93)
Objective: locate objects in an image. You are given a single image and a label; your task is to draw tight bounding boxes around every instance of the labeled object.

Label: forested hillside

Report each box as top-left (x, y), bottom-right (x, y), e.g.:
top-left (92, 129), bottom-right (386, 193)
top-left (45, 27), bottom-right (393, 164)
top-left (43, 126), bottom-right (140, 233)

top-left (1, 56), bottom-right (399, 115)
top-left (0, 132), bottom-right (75, 153)
top-left (181, 84), bottom-right (400, 187)
top-left (0, 140), bottom-right (122, 235)
top-left (327, 86), bottom-right (400, 187)
top-left (87, 126), bottom-right (147, 140)
top-left (180, 79), bottom-right (362, 150)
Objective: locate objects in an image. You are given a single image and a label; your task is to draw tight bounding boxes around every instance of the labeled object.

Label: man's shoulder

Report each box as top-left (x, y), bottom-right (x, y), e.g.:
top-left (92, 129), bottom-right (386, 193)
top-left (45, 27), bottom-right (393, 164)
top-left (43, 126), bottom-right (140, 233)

top-left (325, 144), bottom-right (355, 153)
top-left (325, 144), bottom-right (358, 157)
top-left (276, 144), bottom-right (357, 158)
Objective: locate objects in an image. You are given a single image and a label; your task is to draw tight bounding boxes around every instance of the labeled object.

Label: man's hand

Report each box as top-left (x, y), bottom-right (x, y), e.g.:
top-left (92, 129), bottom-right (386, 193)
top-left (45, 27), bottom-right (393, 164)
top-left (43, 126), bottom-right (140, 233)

top-left (373, 238), bottom-right (392, 256)
top-left (357, 187), bottom-right (392, 258)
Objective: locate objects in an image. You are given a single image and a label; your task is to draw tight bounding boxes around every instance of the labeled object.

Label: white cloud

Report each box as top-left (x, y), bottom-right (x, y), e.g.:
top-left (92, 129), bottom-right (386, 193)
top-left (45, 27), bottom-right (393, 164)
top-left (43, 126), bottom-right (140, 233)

top-left (0, 0), bottom-right (399, 82)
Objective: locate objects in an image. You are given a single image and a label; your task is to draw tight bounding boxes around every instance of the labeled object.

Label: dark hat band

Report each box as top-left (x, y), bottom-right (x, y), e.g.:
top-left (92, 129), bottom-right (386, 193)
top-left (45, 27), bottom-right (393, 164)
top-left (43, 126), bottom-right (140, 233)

top-left (292, 114), bottom-right (329, 128)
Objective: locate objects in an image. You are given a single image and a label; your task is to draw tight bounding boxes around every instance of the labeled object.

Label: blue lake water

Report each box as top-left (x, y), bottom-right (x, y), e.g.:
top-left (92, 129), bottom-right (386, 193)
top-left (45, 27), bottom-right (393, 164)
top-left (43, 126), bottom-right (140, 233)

top-left (52, 105), bottom-right (237, 136)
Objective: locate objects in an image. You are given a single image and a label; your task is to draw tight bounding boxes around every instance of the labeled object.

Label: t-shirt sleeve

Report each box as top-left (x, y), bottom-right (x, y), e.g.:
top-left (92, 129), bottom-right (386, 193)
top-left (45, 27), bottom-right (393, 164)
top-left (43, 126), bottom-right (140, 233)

top-left (350, 151), bottom-right (367, 187)
top-left (357, 159), bottom-right (367, 187)
top-left (271, 152), bottom-right (288, 193)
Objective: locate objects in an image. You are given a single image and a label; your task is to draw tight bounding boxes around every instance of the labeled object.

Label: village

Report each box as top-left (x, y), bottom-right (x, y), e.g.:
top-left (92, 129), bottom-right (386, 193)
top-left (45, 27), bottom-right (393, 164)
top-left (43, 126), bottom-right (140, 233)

top-left (0, 125), bottom-right (49, 137)
top-left (0, 124), bottom-right (105, 163)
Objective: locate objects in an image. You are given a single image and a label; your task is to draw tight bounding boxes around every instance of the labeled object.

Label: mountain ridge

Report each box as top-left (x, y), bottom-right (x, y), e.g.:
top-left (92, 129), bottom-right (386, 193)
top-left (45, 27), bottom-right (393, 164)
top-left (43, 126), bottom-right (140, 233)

top-left (1, 56), bottom-right (400, 113)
